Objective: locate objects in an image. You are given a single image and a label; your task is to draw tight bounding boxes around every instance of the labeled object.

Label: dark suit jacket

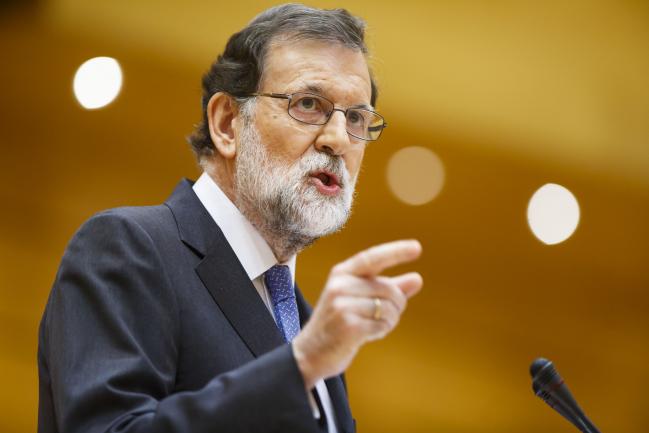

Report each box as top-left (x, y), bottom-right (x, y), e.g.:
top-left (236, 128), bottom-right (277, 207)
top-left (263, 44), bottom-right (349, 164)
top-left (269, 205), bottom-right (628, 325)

top-left (38, 179), bottom-right (355, 433)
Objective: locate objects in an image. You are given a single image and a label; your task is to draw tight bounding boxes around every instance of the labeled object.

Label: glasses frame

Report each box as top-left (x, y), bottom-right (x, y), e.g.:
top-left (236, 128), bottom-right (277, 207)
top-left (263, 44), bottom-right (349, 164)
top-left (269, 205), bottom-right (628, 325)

top-left (247, 92), bottom-right (387, 142)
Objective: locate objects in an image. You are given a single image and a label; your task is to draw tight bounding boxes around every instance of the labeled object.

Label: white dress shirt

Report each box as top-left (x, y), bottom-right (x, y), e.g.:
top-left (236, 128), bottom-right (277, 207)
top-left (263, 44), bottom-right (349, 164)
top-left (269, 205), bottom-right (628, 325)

top-left (193, 172), bottom-right (338, 433)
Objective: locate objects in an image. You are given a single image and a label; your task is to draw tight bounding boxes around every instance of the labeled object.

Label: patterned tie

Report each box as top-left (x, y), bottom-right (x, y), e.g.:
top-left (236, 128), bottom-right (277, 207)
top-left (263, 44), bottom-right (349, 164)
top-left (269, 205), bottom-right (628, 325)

top-left (264, 265), bottom-right (300, 342)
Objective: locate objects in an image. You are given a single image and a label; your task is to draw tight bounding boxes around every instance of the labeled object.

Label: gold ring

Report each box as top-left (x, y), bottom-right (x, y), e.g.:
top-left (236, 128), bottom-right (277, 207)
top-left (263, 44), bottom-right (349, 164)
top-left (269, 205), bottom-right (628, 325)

top-left (373, 298), bottom-right (382, 320)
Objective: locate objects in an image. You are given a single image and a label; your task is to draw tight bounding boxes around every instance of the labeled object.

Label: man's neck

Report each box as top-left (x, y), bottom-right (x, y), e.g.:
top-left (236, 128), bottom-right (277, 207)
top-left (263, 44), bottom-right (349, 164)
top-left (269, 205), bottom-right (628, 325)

top-left (204, 161), bottom-right (236, 204)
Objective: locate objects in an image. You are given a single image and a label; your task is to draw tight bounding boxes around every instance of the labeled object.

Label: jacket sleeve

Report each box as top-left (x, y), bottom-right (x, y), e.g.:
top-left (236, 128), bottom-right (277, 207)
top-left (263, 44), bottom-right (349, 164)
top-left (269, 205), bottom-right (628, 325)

top-left (39, 211), bottom-right (318, 433)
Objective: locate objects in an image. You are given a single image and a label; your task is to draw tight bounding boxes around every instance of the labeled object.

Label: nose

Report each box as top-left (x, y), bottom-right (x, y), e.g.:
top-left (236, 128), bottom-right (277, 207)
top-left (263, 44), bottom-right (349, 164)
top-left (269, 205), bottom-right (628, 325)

top-left (314, 109), bottom-right (351, 156)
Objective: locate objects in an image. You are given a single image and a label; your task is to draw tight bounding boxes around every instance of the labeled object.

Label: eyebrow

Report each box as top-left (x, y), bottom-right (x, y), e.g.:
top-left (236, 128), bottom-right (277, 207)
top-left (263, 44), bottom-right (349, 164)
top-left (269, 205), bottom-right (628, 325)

top-left (292, 82), bottom-right (374, 111)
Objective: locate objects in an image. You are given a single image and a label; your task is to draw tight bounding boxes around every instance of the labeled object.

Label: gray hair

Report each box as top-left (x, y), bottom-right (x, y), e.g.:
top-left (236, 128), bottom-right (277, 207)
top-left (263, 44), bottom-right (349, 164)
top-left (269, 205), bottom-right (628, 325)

top-left (187, 3), bottom-right (378, 161)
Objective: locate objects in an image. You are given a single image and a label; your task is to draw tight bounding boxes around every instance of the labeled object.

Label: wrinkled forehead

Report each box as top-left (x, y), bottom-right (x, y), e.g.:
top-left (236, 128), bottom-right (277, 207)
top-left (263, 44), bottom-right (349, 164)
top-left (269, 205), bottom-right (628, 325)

top-left (259, 38), bottom-right (373, 107)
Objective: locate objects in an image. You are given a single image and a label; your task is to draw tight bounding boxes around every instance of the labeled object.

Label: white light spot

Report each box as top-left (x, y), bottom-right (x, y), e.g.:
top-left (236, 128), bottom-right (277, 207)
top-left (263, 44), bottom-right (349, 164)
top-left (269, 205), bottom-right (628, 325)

top-left (73, 57), bottom-right (122, 109)
top-left (387, 146), bottom-right (445, 205)
top-left (527, 183), bottom-right (580, 245)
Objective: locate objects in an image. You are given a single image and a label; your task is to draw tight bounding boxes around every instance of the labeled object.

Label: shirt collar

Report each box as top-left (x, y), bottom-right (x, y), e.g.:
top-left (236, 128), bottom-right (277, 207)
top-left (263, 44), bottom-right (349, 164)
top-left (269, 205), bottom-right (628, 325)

top-left (192, 172), bottom-right (296, 283)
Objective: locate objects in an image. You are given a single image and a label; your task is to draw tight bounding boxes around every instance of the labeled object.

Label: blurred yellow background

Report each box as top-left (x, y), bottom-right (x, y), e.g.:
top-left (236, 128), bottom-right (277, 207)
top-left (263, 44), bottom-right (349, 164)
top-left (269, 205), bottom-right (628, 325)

top-left (1, 1), bottom-right (648, 432)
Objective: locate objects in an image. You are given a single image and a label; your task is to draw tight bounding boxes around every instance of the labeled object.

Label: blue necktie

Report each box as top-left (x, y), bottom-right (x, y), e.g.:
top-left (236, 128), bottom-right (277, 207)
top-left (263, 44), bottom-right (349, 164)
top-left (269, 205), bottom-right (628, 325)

top-left (264, 265), bottom-right (300, 342)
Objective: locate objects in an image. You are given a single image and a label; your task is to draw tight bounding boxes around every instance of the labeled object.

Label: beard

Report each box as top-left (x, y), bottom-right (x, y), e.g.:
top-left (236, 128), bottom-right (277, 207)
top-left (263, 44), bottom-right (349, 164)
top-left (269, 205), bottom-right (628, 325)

top-left (233, 109), bottom-right (357, 258)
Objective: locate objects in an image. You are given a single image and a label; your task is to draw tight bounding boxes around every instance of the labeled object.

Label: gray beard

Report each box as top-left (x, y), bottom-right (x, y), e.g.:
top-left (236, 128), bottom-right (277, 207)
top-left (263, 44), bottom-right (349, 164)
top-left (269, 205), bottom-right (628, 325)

top-left (233, 113), bottom-right (356, 260)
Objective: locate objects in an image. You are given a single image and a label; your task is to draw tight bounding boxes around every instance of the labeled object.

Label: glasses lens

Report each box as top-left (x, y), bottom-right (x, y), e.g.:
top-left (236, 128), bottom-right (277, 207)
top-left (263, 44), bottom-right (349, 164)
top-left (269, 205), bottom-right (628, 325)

top-left (287, 93), bottom-right (332, 125)
top-left (347, 109), bottom-right (385, 141)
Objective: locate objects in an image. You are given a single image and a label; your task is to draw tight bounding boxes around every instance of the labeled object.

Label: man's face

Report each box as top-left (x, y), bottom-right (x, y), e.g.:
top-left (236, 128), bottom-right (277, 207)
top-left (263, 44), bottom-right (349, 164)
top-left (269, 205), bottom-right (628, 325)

top-left (250, 38), bottom-right (372, 181)
top-left (233, 39), bottom-right (373, 249)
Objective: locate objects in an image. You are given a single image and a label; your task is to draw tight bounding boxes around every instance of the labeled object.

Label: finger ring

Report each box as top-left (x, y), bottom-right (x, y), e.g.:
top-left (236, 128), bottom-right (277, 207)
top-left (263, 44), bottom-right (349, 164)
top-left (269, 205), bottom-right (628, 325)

top-left (373, 298), bottom-right (382, 320)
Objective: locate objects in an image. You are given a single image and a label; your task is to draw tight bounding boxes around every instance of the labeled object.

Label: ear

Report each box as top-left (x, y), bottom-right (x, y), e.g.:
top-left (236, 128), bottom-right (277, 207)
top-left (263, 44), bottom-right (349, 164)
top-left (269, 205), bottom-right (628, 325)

top-left (207, 92), bottom-right (239, 160)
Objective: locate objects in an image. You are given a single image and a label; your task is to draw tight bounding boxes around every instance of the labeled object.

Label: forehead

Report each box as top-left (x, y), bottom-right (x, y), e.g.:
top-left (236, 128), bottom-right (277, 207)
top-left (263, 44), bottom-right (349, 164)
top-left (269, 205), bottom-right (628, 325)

top-left (260, 39), bottom-right (372, 106)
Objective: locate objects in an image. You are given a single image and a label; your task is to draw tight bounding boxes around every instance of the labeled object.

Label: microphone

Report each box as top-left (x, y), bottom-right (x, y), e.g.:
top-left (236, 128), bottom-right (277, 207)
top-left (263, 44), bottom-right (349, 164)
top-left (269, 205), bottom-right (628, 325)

top-left (529, 358), bottom-right (601, 433)
top-left (532, 382), bottom-right (575, 425)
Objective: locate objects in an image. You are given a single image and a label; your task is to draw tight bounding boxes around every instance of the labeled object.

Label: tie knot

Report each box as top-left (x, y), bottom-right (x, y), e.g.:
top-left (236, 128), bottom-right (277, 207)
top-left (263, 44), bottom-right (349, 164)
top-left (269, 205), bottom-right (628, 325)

top-left (264, 265), bottom-right (294, 303)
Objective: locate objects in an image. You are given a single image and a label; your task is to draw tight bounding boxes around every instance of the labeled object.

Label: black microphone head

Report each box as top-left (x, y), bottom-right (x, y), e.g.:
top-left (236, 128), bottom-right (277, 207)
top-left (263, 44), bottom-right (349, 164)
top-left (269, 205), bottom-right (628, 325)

top-left (529, 357), bottom-right (596, 430)
top-left (535, 360), bottom-right (563, 388)
top-left (530, 357), bottom-right (551, 378)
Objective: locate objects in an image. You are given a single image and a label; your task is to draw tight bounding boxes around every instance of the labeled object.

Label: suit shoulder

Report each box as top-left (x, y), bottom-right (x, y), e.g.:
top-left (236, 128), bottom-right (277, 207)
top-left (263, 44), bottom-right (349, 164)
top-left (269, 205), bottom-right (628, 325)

top-left (80, 204), bottom-right (176, 241)
top-left (96, 204), bottom-right (172, 227)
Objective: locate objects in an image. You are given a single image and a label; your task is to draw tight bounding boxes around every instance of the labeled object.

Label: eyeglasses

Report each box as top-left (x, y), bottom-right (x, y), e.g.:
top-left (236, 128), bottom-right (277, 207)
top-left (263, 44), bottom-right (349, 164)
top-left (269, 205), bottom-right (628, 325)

top-left (247, 92), bottom-right (387, 141)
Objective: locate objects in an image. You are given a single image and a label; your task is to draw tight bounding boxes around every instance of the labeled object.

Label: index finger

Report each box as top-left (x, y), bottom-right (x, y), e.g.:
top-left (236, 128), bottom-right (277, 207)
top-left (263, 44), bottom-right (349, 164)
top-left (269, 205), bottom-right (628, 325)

top-left (336, 239), bottom-right (422, 277)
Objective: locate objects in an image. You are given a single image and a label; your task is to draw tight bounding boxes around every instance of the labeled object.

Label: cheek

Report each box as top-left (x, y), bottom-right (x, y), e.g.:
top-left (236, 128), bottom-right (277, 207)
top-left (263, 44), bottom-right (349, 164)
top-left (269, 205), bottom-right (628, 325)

top-left (345, 148), bottom-right (365, 179)
top-left (258, 122), bottom-right (314, 161)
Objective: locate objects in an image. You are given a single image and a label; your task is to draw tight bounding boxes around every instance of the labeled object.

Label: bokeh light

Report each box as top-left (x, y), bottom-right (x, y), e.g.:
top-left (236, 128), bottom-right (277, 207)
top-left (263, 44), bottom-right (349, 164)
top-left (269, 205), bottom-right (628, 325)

top-left (386, 146), bottom-right (445, 205)
top-left (527, 183), bottom-right (580, 245)
top-left (73, 56), bottom-right (122, 109)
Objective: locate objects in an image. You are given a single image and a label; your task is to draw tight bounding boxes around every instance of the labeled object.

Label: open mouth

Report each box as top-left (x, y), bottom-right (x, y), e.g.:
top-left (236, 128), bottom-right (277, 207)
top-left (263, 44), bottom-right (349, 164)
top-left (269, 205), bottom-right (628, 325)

top-left (317, 171), bottom-right (337, 186)
top-left (309, 170), bottom-right (342, 195)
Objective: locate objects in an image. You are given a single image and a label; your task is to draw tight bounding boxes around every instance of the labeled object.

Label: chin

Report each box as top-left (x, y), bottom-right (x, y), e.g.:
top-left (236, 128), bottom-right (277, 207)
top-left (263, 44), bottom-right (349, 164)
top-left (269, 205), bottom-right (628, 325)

top-left (297, 203), bottom-right (351, 239)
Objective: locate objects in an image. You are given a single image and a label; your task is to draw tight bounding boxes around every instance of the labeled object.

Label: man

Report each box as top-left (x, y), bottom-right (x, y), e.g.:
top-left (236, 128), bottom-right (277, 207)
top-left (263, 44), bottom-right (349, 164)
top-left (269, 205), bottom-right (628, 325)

top-left (38, 4), bottom-right (423, 433)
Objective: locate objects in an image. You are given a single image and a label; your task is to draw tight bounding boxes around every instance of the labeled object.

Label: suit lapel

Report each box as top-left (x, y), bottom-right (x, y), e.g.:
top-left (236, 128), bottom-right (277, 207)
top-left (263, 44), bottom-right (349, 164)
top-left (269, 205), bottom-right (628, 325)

top-left (166, 179), bottom-right (285, 358)
top-left (296, 287), bottom-right (355, 433)
top-left (195, 248), bottom-right (286, 358)
top-left (295, 285), bottom-right (313, 328)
